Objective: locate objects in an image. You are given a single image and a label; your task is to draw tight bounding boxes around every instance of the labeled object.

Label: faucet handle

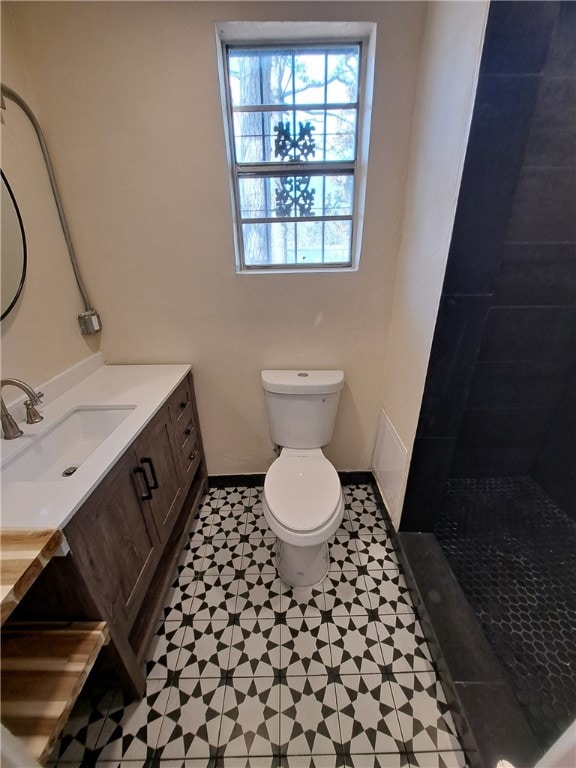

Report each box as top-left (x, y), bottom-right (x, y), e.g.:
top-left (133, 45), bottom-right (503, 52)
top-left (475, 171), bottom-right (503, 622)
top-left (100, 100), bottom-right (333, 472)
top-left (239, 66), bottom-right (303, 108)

top-left (31, 390), bottom-right (44, 405)
top-left (24, 399), bottom-right (43, 424)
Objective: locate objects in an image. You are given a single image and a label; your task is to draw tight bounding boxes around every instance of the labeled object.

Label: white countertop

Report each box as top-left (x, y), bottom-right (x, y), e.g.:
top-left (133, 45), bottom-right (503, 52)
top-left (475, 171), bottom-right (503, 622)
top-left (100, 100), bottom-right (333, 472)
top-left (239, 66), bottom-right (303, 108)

top-left (0, 363), bottom-right (190, 530)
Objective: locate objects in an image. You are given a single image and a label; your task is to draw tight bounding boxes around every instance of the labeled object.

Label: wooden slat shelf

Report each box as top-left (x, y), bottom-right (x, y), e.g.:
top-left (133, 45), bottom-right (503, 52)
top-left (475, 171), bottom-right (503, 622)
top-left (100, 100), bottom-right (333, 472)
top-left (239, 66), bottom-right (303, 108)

top-left (1, 529), bottom-right (63, 626)
top-left (1, 621), bottom-right (109, 765)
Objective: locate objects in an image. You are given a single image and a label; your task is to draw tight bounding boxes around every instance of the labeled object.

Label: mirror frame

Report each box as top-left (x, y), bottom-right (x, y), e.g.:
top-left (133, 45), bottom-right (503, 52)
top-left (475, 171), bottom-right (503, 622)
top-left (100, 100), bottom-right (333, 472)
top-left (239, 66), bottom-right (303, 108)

top-left (1, 169), bottom-right (27, 320)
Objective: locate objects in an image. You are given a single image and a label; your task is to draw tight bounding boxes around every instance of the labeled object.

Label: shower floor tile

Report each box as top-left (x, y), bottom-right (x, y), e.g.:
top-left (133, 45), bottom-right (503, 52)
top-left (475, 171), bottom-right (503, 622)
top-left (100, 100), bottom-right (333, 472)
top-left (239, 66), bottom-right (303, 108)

top-left (51, 483), bottom-right (468, 768)
top-left (436, 476), bottom-right (576, 751)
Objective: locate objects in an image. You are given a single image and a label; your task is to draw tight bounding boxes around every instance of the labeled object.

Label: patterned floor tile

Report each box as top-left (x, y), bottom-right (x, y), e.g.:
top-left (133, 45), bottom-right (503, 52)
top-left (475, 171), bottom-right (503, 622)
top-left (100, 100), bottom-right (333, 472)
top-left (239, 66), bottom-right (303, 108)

top-left (186, 573), bottom-right (240, 621)
top-left (322, 571), bottom-right (373, 615)
top-left (281, 758), bottom-right (349, 768)
top-left (326, 614), bottom-right (386, 675)
top-left (229, 618), bottom-right (282, 677)
top-left (219, 676), bottom-right (281, 756)
top-left (375, 614), bottom-right (434, 672)
top-left (187, 510), bottom-right (212, 537)
top-left (346, 755), bottom-right (410, 768)
top-left (177, 619), bottom-right (234, 677)
top-left (177, 536), bottom-right (207, 577)
top-left (353, 535), bottom-right (399, 570)
top-left (157, 677), bottom-right (226, 758)
top-left (344, 506), bottom-right (388, 538)
top-left (163, 578), bottom-right (200, 622)
top-left (198, 490), bottom-right (225, 516)
top-left (335, 675), bottom-right (404, 755)
top-left (198, 536), bottom-right (245, 575)
top-left (328, 535), bottom-right (360, 572)
top-left (363, 572), bottom-right (414, 615)
top-left (283, 582), bottom-right (325, 619)
top-left (242, 504), bottom-right (276, 538)
top-left (49, 687), bottom-right (116, 763)
top-left (390, 672), bottom-right (461, 752)
top-left (284, 757), bottom-right (349, 768)
top-left (53, 484), bottom-right (467, 768)
top-left (280, 675), bottom-right (341, 755)
top-left (153, 760), bottom-right (216, 768)
top-left (235, 573), bottom-right (284, 618)
top-left (220, 758), bottom-right (282, 767)
top-left (221, 487), bottom-right (262, 506)
top-left (281, 617), bottom-right (332, 676)
top-left (242, 536), bottom-right (278, 573)
top-left (146, 621), bottom-right (187, 679)
top-left (408, 752), bottom-right (468, 768)
top-left (208, 507), bottom-right (247, 539)
top-left (343, 486), bottom-right (377, 505)
top-left (95, 680), bottom-right (170, 761)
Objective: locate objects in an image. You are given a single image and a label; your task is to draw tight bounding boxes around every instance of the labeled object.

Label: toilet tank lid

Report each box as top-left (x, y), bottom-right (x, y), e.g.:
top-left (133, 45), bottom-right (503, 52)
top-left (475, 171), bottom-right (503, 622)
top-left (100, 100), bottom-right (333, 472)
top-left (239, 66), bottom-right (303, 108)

top-left (261, 370), bottom-right (344, 395)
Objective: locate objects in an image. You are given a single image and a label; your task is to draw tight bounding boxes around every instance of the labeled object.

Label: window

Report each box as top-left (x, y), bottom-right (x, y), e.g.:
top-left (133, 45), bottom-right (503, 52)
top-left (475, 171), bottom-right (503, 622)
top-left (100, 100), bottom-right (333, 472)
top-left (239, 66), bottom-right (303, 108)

top-left (217, 23), bottom-right (375, 273)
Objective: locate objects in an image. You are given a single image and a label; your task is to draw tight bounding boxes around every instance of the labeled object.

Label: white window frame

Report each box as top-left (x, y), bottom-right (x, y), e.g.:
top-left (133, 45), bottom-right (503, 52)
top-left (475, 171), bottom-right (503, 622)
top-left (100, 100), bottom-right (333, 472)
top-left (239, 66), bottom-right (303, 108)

top-left (216, 21), bottom-right (376, 274)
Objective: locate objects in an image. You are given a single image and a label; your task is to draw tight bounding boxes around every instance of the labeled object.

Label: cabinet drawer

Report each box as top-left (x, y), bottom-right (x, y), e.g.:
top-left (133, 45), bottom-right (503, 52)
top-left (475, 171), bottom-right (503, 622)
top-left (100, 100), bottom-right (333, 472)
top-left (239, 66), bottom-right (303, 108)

top-left (181, 434), bottom-right (201, 483)
top-left (171, 377), bottom-right (193, 427)
top-left (176, 417), bottom-right (197, 451)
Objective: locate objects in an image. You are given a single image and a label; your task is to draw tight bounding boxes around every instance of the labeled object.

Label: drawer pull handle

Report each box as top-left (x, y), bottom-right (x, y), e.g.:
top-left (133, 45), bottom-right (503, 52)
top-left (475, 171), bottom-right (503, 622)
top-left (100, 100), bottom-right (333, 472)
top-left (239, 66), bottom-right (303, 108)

top-left (184, 427), bottom-right (192, 436)
top-left (133, 466), bottom-right (153, 501)
top-left (140, 457), bottom-right (159, 490)
top-left (180, 400), bottom-right (189, 410)
top-left (189, 448), bottom-right (198, 462)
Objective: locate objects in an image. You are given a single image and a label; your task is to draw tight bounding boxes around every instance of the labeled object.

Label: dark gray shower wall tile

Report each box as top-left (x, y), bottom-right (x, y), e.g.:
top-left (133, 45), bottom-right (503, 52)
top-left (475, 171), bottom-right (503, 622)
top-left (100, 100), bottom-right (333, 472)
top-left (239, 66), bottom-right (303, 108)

top-left (493, 244), bottom-right (576, 307)
top-left (532, 365), bottom-right (576, 519)
top-left (478, 306), bottom-right (576, 363)
top-left (399, 438), bottom-right (456, 533)
top-left (467, 361), bottom-right (567, 411)
top-left (480, 1), bottom-right (557, 76)
top-left (507, 166), bottom-right (576, 244)
top-left (456, 407), bottom-right (551, 451)
top-left (523, 76), bottom-right (576, 168)
top-left (417, 295), bottom-right (491, 437)
top-left (544, 1), bottom-right (576, 77)
top-left (450, 444), bottom-right (538, 479)
top-left (443, 75), bottom-right (541, 295)
top-left (451, 407), bottom-right (551, 477)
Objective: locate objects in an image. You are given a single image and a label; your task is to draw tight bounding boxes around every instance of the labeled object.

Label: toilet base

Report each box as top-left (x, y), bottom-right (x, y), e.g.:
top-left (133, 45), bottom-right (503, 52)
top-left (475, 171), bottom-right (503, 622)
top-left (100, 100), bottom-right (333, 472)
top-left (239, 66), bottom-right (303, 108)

top-left (276, 539), bottom-right (330, 588)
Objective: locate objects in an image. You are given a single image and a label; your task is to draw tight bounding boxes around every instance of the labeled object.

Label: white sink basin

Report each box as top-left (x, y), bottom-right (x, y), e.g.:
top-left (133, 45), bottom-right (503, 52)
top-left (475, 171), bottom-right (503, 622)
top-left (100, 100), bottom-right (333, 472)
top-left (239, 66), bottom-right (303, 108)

top-left (2, 406), bottom-right (135, 482)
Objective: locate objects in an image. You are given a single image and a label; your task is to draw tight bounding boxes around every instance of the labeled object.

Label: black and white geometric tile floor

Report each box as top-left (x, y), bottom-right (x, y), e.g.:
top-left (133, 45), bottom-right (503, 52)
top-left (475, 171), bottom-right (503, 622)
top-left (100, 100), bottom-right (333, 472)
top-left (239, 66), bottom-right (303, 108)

top-left (50, 485), bottom-right (468, 768)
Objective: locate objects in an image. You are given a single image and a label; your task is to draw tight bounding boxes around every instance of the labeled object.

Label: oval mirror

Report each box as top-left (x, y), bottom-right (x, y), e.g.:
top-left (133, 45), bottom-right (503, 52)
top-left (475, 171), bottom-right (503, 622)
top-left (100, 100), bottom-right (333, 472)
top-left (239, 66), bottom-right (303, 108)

top-left (1, 170), bottom-right (27, 319)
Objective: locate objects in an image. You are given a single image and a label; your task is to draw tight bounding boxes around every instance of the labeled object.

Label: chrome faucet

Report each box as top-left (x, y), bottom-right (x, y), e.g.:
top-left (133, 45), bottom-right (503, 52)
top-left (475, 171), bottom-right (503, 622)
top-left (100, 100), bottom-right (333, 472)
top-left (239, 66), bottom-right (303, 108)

top-left (1, 379), bottom-right (44, 439)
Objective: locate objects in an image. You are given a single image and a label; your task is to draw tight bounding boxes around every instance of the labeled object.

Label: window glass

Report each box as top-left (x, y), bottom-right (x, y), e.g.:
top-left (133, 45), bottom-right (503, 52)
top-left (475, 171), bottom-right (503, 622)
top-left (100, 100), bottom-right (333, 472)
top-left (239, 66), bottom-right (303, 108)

top-left (223, 42), bottom-right (364, 270)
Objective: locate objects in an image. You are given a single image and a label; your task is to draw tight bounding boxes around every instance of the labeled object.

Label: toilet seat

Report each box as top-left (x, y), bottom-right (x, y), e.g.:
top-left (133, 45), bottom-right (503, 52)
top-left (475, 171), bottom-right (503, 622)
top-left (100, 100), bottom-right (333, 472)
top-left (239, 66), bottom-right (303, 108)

top-left (264, 448), bottom-right (342, 533)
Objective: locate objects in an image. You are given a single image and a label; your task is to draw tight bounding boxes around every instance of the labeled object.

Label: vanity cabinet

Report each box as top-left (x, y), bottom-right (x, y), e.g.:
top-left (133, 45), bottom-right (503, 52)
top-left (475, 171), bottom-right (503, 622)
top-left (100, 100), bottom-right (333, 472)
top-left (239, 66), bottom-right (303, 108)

top-left (64, 448), bottom-right (160, 633)
top-left (133, 404), bottom-right (184, 544)
top-left (10, 370), bottom-right (207, 700)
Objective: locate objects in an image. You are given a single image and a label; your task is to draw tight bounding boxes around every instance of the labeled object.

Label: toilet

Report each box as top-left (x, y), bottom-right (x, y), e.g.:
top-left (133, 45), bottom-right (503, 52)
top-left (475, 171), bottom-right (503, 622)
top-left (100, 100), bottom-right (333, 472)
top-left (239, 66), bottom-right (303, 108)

top-left (261, 369), bottom-right (345, 588)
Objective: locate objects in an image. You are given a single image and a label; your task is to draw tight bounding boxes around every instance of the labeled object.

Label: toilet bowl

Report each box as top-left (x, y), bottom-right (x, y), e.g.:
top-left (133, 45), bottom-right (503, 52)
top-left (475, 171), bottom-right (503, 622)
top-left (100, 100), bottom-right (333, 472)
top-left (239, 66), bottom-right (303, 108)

top-left (261, 369), bottom-right (345, 588)
top-left (262, 447), bottom-right (344, 587)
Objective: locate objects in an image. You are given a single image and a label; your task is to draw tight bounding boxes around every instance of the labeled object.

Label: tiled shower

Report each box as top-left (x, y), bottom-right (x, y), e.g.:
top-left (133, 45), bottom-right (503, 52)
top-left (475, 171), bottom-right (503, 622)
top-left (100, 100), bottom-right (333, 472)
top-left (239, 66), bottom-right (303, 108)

top-left (400, 0), bottom-right (576, 758)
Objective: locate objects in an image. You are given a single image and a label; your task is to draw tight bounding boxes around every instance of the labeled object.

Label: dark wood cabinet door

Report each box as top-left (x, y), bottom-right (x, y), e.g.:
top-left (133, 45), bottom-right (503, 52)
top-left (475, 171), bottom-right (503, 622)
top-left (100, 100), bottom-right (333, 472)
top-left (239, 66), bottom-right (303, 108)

top-left (65, 450), bottom-right (161, 629)
top-left (135, 408), bottom-right (183, 543)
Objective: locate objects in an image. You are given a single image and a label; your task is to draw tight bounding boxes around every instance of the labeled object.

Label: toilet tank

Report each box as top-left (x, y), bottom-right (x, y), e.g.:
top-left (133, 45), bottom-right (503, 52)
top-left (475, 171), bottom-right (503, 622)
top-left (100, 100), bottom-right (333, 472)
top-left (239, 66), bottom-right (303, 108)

top-left (261, 370), bottom-right (344, 449)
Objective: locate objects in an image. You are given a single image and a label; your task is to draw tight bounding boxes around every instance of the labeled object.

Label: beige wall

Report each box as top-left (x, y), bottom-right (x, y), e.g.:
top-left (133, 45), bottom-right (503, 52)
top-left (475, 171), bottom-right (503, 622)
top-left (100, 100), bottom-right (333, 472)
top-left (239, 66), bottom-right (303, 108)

top-left (0, 9), bottom-right (98, 391)
top-left (380, 0), bottom-right (488, 520)
top-left (2, 1), bottom-right (426, 474)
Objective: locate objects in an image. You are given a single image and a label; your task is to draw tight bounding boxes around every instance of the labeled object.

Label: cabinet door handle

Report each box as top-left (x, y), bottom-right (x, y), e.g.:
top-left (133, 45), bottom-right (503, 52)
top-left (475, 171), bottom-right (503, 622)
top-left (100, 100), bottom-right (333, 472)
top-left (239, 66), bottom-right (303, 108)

top-left (140, 457), bottom-right (159, 490)
top-left (133, 466), bottom-right (153, 501)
